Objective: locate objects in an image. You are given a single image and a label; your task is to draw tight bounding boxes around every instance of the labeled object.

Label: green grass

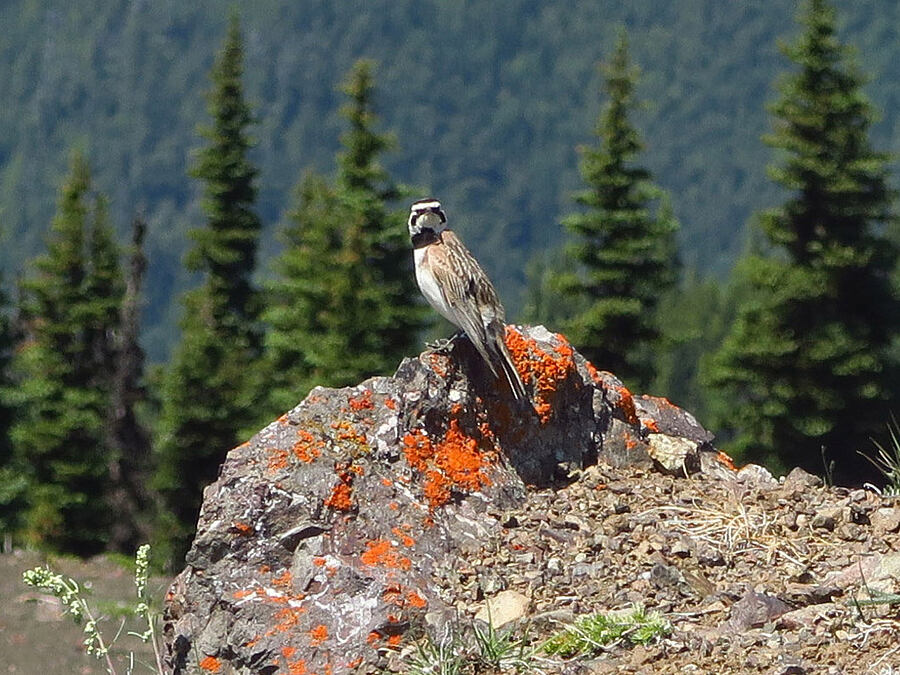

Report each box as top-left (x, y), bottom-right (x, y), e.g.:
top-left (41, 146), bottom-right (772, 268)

top-left (542, 605), bottom-right (671, 658)
top-left (860, 415), bottom-right (900, 496)
top-left (404, 620), bottom-right (542, 674)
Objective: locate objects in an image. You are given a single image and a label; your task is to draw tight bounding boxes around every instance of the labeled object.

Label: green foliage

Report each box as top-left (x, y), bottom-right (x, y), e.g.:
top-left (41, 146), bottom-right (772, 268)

top-left (405, 621), bottom-right (541, 675)
top-left (23, 544), bottom-right (166, 674)
top-left (651, 273), bottom-right (733, 421)
top-left (542, 605), bottom-right (670, 658)
top-left (708, 0), bottom-right (899, 480)
top-left (859, 416), bottom-right (900, 496)
top-left (559, 31), bottom-right (679, 390)
top-left (8, 153), bottom-right (124, 554)
top-left (0, 277), bottom-right (21, 536)
top-left (262, 60), bottom-right (427, 416)
top-left (153, 16), bottom-right (264, 567)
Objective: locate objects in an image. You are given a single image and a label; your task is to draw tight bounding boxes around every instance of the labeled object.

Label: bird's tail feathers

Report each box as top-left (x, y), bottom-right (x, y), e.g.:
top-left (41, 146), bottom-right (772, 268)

top-left (485, 321), bottom-right (527, 401)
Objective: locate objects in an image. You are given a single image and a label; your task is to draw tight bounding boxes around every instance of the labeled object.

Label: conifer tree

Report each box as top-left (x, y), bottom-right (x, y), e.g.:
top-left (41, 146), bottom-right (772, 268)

top-left (154, 15), bottom-right (263, 565)
top-left (0, 279), bottom-right (22, 541)
top-left (9, 154), bottom-right (124, 553)
top-left (262, 60), bottom-right (426, 415)
top-left (108, 217), bottom-right (152, 552)
top-left (708, 0), bottom-right (898, 479)
top-left (560, 31), bottom-right (679, 390)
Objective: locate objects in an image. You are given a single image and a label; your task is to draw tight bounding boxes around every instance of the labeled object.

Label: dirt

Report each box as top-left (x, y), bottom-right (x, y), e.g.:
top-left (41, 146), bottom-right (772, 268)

top-left (428, 462), bottom-right (900, 674)
top-left (0, 550), bottom-right (169, 674)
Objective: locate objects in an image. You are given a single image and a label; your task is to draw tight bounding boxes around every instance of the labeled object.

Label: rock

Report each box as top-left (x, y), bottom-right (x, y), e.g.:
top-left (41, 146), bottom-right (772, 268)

top-left (161, 326), bottom-right (722, 674)
top-left (783, 467), bottom-right (823, 492)
top-left (474, 589), bottom-right (530, 627)
top-left (736, 463), bottom-right (779, 488)
top-left (776, 603), bottom-right (840, 630)
top-left (727, 591), bottom-right (792, 631)
top-left (869, 507), bottom-right (900, 534)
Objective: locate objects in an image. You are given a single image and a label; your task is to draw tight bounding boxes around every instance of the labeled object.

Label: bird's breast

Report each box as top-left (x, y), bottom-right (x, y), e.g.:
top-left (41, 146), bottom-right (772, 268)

top-left (414, 247), bottom-right (458, 326)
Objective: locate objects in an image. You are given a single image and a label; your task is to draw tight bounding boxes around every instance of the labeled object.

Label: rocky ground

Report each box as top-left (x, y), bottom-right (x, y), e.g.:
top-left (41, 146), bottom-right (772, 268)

top-left (422, 461), bottom-right (900, 674)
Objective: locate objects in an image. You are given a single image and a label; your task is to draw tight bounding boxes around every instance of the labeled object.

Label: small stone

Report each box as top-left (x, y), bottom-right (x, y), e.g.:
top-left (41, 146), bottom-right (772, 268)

top-left (475, 590), bottom-right (530, 627)
top-left (810, 514), bottom-right (835, 531)
top-left (870, 507), bottom-right (900, 533)
top-left (727, 591), bottom-right (792, 631)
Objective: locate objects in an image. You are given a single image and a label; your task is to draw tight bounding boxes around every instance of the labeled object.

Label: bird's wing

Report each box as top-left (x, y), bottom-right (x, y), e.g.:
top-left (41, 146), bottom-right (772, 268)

top-left (427, 232), bottom-right (504, 373)
top-left (440, 230), bottom-right (505, 321)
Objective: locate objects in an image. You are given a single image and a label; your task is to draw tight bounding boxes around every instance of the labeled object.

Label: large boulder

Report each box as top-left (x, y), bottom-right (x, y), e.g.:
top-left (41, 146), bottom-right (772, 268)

top-left (162, 326), bottom-right (724, 674)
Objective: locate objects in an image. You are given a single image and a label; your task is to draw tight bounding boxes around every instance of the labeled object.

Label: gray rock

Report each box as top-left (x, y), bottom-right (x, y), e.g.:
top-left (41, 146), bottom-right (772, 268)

top-left (161, 326), bottom-right (721, 674)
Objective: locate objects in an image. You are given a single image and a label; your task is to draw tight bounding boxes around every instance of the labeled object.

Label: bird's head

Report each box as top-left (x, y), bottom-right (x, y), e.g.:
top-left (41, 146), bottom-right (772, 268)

top-left (408, 198), bottom-right (447, 238)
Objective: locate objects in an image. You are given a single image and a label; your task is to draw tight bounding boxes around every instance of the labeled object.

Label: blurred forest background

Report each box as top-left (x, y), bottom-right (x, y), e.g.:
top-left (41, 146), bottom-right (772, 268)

top-left (0, 0), bottom-right (898, 567)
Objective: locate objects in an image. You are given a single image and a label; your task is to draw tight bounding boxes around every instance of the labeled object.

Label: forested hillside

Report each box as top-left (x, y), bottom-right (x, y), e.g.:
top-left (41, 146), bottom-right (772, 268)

top-left (1, 0), bottom-right (900, 360)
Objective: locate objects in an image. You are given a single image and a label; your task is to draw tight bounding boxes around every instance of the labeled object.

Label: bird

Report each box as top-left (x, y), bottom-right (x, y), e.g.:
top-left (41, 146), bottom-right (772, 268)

top-left (408, 198), bottom-right (528, 401)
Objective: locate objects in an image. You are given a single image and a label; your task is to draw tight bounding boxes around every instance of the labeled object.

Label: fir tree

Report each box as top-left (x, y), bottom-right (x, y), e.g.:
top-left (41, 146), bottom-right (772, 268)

top-left (708, 0), bottom-right (899, 480)
top-left (262, 60), bottom-right (426, 415)
top-left (154, 16), bottom-right (264, 566)
top-left (108, 217), bottom-right (152, 552)
top-left (560, 31), bottom-right (679, 390)
top-left (9, 154), bottom-right (124, 553)
top-left (0, 277), bottom-right (22, 541)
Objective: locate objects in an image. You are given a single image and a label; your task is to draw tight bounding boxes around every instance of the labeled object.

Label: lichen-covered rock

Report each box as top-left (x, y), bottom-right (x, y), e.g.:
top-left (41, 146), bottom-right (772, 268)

top-left (162, 326), bottom-right (722, 674)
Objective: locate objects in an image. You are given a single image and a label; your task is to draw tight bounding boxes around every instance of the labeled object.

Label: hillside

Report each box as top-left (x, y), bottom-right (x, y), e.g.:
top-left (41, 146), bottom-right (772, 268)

top-left (2, 1), bottom-right (900, 359)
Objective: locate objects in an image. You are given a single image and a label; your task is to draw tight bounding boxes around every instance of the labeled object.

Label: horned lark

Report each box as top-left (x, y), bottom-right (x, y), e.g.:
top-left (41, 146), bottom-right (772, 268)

top-left (408, 198), bottom-right (527, 400)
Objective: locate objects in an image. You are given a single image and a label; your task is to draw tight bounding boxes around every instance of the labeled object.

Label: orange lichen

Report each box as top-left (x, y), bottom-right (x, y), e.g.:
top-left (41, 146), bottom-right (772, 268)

top-left (426, 352), bottom-right (449, 377)
top-left (324, 463), bottom-right (356, 511)
top-left (392, 527), bottom-right (416, 548)
top-left (402, 421), bottom-right (494, 509)
top-left (360, 539), bottom-right (411, 570)
top-left (402, 430), bottom-right (433, 470)
top-left (367, 631), bottom-right (381, 646)
top-left (267, 447), bottom-right (290, 472)
top-left (387, 634), bottom-right (403, 648)
top-left (716, 451), bottom-right (738, 471)
top-left (272, 570), bottom-right (293, 588)
top-left (313, 557), bottom-right (327, 567)
top-left (231, 521), bottom-right (253, 535)
top-left (199, 656), bottom-right (222, 673)
top-left (584, 360), bottom-right (602, 383)
top-left (606, 381), bottom-right (639, 426)
top-left (288, 659), bottom-right (308, 675)
top-left (272, 606), bottom-right (306, 634)
top-left (407, 590), bottom-right (427, 608)
top-left (324, 481), bottom-right (354, 511)
top-left (384, 397), bottom-right (397, 410)
top-left (388, 502), bottom-right (399, 511)
top-left (277, 413), bottom-right (291, 425)
top-left (348, 390), bottom-right (374, 411)
top-left (282, 646), bottom-right (297, 659)
top-left (292, 429), bottom-right (323, 463)
top-left (310, 624), bottom-right (329, 645)
top-left (381, 477), bottom-right (393, 486)
top-left (504, 327), bottom-right (575, 424)
top-left (642, 418), bottom-right (660, 433)
top-left (333, 420), bottom-right (369, 449)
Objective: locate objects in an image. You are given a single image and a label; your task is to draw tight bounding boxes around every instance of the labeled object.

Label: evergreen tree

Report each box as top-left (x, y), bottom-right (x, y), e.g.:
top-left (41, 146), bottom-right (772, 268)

top-left (0, 277), bottom-right (22, 542)
top-left (9, 154), bottom-right (124, 553)
top-left (708, 0), bottom-right (898, 480)
top-left (262, 60), bottom-right (426, 415)
top-left (108, 216), bottom-right (152, 552)
top-left (559, 31), bottom-right (679, 390)
top-left (154, 15), bottom-right (264, 566)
